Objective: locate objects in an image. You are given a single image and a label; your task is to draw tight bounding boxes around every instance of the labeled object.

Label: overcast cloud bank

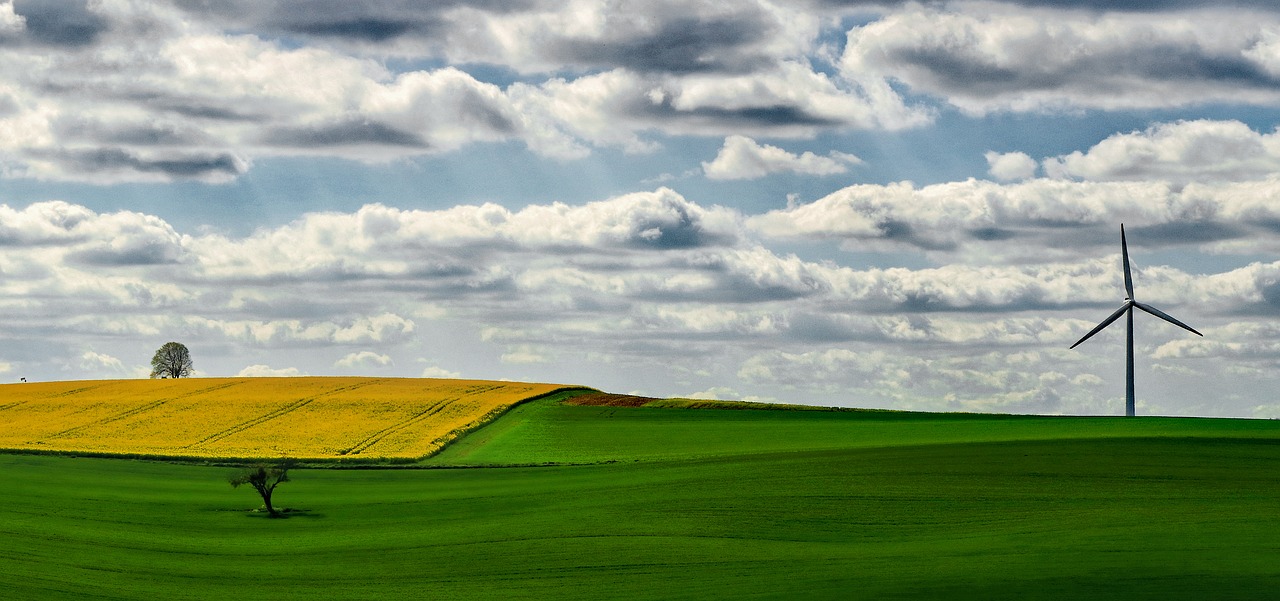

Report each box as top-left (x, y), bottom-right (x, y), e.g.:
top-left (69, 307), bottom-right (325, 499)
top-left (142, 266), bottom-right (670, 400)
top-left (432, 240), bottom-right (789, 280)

top-left (2, 0), bottom-right (1279, 417)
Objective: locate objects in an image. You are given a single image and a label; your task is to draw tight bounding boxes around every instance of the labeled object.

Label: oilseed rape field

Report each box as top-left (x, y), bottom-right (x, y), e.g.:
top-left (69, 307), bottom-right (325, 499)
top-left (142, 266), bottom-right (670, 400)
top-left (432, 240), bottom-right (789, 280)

top-left (0, 377), bottom-right (577, 460)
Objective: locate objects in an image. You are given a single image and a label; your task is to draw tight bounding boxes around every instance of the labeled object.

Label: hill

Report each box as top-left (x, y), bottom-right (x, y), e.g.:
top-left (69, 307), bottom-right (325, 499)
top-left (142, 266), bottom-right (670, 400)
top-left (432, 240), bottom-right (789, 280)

top-left (431, 391), bottom-right (1280, 465)
top-left (0, 377), bottom-right (579, 460)
top-left (3, 384), bottom-right (1280, 599)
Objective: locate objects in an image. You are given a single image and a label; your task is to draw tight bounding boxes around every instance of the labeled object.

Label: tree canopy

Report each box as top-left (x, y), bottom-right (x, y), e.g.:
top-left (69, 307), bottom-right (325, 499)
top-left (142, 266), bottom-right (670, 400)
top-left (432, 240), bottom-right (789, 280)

top-left (229, 460), bottom-right (293, 517)
top-left (150, 342), bottom-right (193, 379)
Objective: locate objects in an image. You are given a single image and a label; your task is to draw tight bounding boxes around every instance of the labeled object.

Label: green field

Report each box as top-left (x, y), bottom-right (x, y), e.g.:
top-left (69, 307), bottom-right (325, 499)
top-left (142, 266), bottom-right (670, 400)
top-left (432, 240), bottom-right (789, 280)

top-left (4, 393), bottom-right (1280, 599)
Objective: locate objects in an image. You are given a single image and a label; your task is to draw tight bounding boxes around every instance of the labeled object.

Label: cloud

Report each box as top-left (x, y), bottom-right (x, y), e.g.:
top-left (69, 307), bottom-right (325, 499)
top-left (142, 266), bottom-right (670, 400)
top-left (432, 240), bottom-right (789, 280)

top-left (840, 5), bottom-right (1280, 114)
top-left (3, 191), bottom-right (1275, 349)
top-left (510, 64), bottom-right (930, 159)
top-left (545, 13), bottom-right (779, 75)
top-left (969, 1), bottom-right (1280, 10)
top-left (334, 351), bottom-right (393, 369)
top-left (79, 350), bottom-right (125, 373)
top-left (0, 200), bottom-right (97, 245)
top-left (0, 21), bottom-right (532, 180)
top-left (1043, 120), bottom-right (1280, 182)
top-left (172, 0), bottom-right (806, 75)
top-left (6, 0), bottom-right (109, 47)
top-left (735, 345), bottom-right (1120, 414)
top-left (437, 1), bottom-right (819, 79)
top-left (190, 188), bottom-right (742, 285)
top-left (15, 148), bottom-right (250, 184)
top-left (747, 176), bottom-right (1280, 257)
top-left (501, 345), bottom-right (551, 364)
top-left (1153, 320), bottom-right (1280, 362)
top-left (8, 1), bottom-right (1280, 185)
top-left (0, 3), bottom-right (24, 35)
top-left (985, 151), bottom-right (1037, 181)
top-left (0, 1), bottom-right (938, 182)
top-left (420, 365), bottom-right (461, 379)
top-left (205, 1), bottom-right (464, 45)
top-left (261, 119), bottom-right (427, 149)
top-left (189, 314), bottom-right (416, 347)
top-left (0, 201), bottom-right (194, 282)
top-left (237, 364), bottom-right (307, 377)
top-left (703, 135), bottom-right (862, 180)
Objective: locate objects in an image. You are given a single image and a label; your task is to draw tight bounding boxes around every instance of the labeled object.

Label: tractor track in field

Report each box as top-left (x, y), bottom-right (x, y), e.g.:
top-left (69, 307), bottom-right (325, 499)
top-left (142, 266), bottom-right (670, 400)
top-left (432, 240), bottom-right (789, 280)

top-left (0, 384), bottom-right (108, 413)
top-left (339, 397), bottom-right (458, 456)
top-left (184, 379), bottom-right (387, 450)
top-left (342, 385), bottom-right (581, 456)
top-left (36, 381), bottom-right (245, 442)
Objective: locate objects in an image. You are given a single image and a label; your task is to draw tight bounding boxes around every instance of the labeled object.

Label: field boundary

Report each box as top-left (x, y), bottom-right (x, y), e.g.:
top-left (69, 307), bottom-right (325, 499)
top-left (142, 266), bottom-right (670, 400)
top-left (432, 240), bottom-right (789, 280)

top-left (3, 429), bottom-right (1278, 468)
top-left (415, 387), bottom-right (595, 462)
top-left (566, 392), bottom-right (916, 413)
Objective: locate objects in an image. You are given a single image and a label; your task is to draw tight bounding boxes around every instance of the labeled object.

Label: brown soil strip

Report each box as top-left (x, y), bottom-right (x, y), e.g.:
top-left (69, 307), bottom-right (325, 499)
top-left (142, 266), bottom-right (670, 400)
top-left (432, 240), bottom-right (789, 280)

top-left (562, 392), bottom-right (659, 407)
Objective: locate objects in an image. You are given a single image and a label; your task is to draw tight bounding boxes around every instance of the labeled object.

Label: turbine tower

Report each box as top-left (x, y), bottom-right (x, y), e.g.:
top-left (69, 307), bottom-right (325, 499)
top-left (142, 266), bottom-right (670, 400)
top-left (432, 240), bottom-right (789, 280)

top-left (1070, 225), bottom-right (1202, 417)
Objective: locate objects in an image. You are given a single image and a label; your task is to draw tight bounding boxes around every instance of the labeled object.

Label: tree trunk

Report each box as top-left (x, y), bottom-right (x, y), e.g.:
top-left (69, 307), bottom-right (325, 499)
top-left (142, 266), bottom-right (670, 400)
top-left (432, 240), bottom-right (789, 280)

top-left (256, 484), bottom-right (279, 516)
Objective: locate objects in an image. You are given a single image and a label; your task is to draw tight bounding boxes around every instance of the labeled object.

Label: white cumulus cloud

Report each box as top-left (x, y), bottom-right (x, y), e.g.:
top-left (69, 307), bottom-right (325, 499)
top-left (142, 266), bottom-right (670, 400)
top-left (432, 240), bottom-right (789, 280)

top-left (1043, 120), bottom-right (1280, 183)
top-left (79, 351), bottom-right (127, 375)
top-left (0, 1), bottom-right (24, 33)
top-left (420, 366), bottom-right (462, 379)
top-left (237, 364), bottom-right (307, 377)
top-left (985, 151), bottom-right (1037, 181)
top-left (747, 176), bottom-right (1280, 258)
top-left (334, 351), bottom-right (393, 369)
top-left (501, 345), bottom-right (552, 364)
top-left (703, 135), bottom-right (862, 180)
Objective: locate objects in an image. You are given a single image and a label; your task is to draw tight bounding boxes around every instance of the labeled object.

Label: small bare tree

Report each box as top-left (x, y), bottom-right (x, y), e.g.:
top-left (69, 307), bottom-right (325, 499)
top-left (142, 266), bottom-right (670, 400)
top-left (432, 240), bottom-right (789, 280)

top-left (150, 342), bottom-right (193, 379)
top-left (229, 460), bottom-right (293, 517)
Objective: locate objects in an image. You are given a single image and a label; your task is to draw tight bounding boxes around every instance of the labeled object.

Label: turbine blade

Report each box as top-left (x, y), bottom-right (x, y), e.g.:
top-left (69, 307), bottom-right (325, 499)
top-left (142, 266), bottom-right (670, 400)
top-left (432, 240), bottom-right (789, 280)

top-left (1070, 303), bottom-right (1131, 349)
top-left (1133, 301), bottom-right (1203, 337)
top-left (1121, 224), bottom-right (1134, 300)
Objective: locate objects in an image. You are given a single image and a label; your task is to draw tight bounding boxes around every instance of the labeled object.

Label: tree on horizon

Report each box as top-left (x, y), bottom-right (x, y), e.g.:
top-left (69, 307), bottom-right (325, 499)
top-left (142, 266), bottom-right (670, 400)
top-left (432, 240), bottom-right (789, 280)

top-left (149, 342), bottom-right (193, 379)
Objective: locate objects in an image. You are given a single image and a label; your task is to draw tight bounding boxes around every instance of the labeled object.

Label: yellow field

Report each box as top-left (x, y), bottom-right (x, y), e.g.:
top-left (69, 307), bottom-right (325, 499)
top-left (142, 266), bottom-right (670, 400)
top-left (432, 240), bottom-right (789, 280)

top-left (0, 377), bottom-right (578, 460)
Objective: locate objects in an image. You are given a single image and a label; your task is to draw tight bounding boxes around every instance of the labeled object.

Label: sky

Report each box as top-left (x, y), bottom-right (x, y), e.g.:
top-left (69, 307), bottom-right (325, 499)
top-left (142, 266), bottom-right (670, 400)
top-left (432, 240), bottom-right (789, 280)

top-left (2, 0), bottom-right (1279, 417)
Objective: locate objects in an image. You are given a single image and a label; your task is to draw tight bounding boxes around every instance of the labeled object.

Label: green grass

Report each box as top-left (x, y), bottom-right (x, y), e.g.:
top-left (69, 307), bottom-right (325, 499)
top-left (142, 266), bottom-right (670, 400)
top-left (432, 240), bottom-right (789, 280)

top-left (3, 397), bottom-right (1280, 599)
top-left (429, 395), bottom-right (1280, 465)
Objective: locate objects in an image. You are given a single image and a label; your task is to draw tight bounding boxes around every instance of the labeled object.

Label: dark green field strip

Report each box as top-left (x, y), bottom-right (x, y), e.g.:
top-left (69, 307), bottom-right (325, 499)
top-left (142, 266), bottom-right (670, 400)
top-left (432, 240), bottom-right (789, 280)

top-left (428, 396), bottom-right (1280, 466)
top-left (3, 433), bottom-right (1280, 600)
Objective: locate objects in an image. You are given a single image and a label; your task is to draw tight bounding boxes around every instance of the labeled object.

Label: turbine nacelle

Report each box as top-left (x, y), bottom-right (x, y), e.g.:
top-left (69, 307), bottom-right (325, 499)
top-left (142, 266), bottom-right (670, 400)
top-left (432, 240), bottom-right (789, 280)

top-left (1069, 224), bottom-right (1202, 416)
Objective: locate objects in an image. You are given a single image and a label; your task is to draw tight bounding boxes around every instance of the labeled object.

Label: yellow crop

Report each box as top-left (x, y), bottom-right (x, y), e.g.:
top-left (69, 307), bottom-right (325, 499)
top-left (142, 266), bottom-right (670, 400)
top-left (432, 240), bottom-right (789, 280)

top-left (0, 377), bottom-right (576, 460)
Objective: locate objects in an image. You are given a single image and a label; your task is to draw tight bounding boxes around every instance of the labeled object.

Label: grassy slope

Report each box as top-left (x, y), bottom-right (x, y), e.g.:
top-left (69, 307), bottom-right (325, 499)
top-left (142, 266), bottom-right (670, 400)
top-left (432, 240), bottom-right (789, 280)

top-left (428, 394), bottom-right (1280, 465)
top-left (3, 397), bottom-right (1280, 599)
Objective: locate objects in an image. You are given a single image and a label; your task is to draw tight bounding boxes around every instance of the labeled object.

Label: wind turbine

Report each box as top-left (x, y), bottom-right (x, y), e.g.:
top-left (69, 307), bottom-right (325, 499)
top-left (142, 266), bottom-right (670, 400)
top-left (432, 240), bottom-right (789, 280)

top-left (1070, 225), bottom-right (1202, 417)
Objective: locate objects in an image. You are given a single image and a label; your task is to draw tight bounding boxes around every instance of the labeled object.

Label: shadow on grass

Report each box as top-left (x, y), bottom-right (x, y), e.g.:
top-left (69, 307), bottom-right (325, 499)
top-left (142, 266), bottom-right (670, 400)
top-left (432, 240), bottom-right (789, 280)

top-left (238, 508), bottom-right (325, 519)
